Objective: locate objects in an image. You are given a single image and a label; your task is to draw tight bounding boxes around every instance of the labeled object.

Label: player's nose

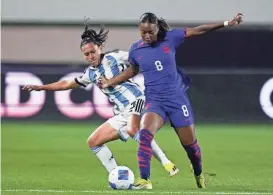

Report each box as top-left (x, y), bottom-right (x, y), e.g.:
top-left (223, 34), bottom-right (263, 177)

top-left (89, 54), bottom-right (96, 60)
top-left (144, 34), bottom-right (151, 39)
top-left (144, 35), bottom-right (151, 43)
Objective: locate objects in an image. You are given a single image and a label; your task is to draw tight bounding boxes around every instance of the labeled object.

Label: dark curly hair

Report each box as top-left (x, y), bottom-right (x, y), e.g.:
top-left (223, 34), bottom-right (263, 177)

top-left (80, 17), bottom-right (109, 48)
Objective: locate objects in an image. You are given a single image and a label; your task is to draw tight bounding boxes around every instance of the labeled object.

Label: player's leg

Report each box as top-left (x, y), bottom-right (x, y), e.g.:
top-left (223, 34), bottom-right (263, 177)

top-left (126, 100), bottom-right (178, 177)
top-left (174, 125), bottom-right (205, 188)
top-left (87, 122), bottom-right (120, 173)
top-left (168, 95), bottom-right (205, 188)
top-left (133, 109), bottom-right (165, 190)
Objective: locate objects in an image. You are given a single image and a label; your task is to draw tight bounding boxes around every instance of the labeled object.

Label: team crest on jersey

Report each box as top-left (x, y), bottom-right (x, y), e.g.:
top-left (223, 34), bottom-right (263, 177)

top-left (162, 45), bottom-right (170, 54)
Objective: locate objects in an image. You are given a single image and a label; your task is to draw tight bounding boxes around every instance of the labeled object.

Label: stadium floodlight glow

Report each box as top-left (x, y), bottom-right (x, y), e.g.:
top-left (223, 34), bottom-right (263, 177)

top-left (259, 77), bottom-right (273, 120)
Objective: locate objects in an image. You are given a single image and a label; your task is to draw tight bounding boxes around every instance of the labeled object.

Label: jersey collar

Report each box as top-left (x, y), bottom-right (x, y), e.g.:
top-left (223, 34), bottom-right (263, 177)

top-left (138, 38), bottom-right (167, 48)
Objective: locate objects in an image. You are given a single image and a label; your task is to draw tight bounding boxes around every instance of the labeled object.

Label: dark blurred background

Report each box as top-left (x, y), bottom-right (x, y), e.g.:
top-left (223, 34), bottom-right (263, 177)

top-left (2, 0), bottom-right (273, 123)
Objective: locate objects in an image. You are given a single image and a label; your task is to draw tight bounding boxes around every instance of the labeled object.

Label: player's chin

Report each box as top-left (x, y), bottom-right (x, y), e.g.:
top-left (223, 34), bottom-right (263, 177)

top-left (89, 61), bottom-right (98, 66)
top-left (144, 40), bottom-right (152, 45)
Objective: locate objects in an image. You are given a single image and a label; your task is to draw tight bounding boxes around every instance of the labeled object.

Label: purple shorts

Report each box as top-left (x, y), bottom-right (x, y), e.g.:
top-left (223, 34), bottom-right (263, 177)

top-left (144, 92), bottom-right (194, 128)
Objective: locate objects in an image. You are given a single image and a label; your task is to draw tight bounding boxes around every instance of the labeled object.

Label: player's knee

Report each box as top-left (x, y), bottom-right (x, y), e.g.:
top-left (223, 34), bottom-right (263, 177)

top-left (181, 139), bottom-right (196, 146)
top-left (127, 124), bottom-right (140, 138)
top-left (176, 125), bottom-right (196, 145)
top-left (87, 134), bottom-right (100, 148)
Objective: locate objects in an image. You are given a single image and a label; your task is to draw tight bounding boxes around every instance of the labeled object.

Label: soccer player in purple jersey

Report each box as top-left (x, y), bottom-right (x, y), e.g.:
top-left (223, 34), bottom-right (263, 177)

top-left (100, 12), bottom-right (243, 189)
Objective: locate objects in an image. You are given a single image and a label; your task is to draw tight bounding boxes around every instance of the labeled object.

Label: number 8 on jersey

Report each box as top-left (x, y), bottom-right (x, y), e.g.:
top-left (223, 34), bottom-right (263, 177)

top-left (155, 60), bottom-right (163, 71)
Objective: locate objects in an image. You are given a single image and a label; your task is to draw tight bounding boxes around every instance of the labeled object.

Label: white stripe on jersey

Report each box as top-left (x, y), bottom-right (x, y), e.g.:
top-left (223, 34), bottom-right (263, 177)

top-left (103, 58), bottom-right (115, 80)
top-left (120, 85), bottom-right (137, 105)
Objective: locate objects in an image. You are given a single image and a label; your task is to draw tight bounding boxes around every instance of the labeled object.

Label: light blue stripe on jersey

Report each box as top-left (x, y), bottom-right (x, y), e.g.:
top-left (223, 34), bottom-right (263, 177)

top-left (98, 65), bottom-right (105, 78)
top-left (106, 55), bottom-right (120, 76)
top-left (108, 87), bottom-right (130, 108)
top-left (105, 55), bottom-right (130, 108)
top-left (121, 82), bottom-right (143, 98)
top-left (88, 70), bottom-right (96, 82)
top-left (106, 55), bottom-right (142, 99)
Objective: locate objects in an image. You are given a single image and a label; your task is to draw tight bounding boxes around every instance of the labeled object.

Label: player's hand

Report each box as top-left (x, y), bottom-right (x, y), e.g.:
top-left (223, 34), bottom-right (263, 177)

top-left (228, 13), bottom-right (243, 26)
top-left (98, 76), bottom-right (111, 89)
top-left (22, 85), bottom-right (42, 92)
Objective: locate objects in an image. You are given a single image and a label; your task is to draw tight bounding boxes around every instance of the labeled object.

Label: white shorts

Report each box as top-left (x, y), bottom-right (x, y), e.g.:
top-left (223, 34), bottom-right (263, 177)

top-left (107, 95), bottom-right (145, 142)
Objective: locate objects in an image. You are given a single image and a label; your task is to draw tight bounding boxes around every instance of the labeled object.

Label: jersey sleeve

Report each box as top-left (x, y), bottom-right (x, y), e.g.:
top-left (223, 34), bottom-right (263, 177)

top-left (74, 68), bottom-right (92, 87)
top-left (117, 50), bottom-right (131, 69)
top-left (128, 45), bottom-right (139, 67)
top-left (168, 28), bottom-right (186, 48)
top-left (118, 50), bottom-right (129, 62)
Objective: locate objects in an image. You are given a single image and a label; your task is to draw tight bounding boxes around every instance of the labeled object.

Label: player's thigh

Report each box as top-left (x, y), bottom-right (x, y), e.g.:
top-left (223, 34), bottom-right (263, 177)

top-left (141, 100), bottom-right (166, 135)
top-left (127, 114), bottom-right (141, 137)
top-left (168, 100), bottom-right (194, 128)
top-left (87, 122), bottom-right (120, 148)
top-left (107, 113), bottom-right (130, 142)
top-left (174, 125), bottom-right (196, 145)
top-left (126, 96), bottom-right (145, 137)
top-left (141, 112), bottom-right (165, 135)
top-left (167, 94), bottom-right (196, 145)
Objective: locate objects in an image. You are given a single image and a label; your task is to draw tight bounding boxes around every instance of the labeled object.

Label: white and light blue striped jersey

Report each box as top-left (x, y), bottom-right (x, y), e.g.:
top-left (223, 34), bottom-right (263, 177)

top-left (75, 50), bottom-right (143, 112)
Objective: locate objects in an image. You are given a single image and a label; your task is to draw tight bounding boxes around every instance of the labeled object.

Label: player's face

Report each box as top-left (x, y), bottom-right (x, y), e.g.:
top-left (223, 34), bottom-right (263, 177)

top-left (81, 42), bottom-right (102, 67)
top-left (139, 23), bottom-right (158, 44)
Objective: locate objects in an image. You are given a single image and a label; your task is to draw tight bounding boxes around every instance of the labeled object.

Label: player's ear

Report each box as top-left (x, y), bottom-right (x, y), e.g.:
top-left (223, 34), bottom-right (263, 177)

top-left (155, 26), bottom-right (159, 34)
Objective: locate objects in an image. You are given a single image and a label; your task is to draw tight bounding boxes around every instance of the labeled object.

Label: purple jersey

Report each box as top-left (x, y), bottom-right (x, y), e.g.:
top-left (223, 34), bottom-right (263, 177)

top-left (129, 29), bottom-right (186, 101)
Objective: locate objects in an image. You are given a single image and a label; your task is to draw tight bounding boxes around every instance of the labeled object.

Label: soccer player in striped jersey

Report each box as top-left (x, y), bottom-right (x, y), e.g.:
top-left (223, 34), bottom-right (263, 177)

top-left (22, 23), bottom-right (179, 178)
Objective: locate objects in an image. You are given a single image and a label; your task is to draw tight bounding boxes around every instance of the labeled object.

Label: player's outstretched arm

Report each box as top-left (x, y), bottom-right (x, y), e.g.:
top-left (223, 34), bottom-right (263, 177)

top-left (22, 80), bottom-right (80, 92)
top-left (185, 13), bottom-right (243, 37)
top-left (99, 65), bottom-right (139, 88)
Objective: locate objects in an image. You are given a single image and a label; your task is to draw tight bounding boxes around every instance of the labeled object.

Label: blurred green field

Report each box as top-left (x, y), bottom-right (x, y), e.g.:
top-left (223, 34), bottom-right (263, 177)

top-left (1, 122), bottom-right (273, 195)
